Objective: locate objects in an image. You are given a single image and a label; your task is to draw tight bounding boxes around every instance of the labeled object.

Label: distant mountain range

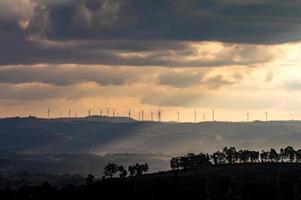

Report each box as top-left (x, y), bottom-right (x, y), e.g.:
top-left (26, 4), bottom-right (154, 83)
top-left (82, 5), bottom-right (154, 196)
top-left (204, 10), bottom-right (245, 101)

top-left (1, 116), bottom-right (301, 174)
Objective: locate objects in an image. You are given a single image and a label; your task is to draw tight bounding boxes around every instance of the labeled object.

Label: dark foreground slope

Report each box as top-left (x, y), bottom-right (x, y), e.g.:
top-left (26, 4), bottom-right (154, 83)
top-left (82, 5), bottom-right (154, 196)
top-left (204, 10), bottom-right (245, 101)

top-left (2, 163), bottom-right (301, 200)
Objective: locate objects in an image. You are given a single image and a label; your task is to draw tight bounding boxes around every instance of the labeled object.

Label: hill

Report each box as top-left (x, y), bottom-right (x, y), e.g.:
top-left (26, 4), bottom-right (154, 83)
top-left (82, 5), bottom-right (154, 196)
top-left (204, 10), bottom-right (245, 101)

top-left (1, 117), bottom-right (301, 174)
top-left (2, 163), bottom-right (301, 200)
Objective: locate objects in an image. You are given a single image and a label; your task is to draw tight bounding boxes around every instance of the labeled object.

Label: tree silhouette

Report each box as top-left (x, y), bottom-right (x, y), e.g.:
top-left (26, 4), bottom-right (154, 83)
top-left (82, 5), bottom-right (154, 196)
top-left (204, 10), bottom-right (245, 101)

top-left (141, 163), bottom-right (149, 174)
top-left (103, 163), bottom-right (119, 178)
top-left (296, 149), bottom-right (301, 162)
top-left (135, 163), bottom-right (143, 176)
top-left (134, 163), bottom-right (148, 176)
top-left (127, 163), bottom-right (149, 176)
top-left (268, 148), bottom-right (279, 162)
top-left (284, 146), bottom-right (296, 162)
top-left (171, 153), bottom-right (210, 170)
top-left (260, 150), bottom-right (269, 162)
top-left (86, 174), bottom-right (95, 185)
top-left (223, 147), bottom-right (238, 164)
top-left (238, 150), bottom-right (249, 163)
top-left (249, 151), bottom-right (259, 163)
top-left (118, 165), bottom-right (128, 178)
top-left (211, 151), bottom-right (226, 165)
top-left (170, 146), bottom-right (301, 171)
top-left (280, 148), bottom-right (285, 162)
top-left (128, 165), bottom-right (136, 176)
top-left (170, 157), bottom-right (181, 170)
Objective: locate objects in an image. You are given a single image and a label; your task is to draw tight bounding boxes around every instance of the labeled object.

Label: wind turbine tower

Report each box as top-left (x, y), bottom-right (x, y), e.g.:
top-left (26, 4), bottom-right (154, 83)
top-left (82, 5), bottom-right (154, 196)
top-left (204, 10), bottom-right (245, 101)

top-left (247, 112), bottom-right (250, 122)
top-left (68, 107), bottom-right (71, 118)
top-left (177, 111), bottom-right (180, 123)
top-left (265, 111), bottom-right (268, 121)
top-left (194, 108), bottom-right (197, 123)
top-left (47, 108), bottom-right (50, 119)
top-left (128, 109), bottom-right (131, 118)
top-left (88, 108), bottom-right (91, 117)
top-left (212, 109), bottom-right (215, 121)
top-left (203, 113), bottom-right (206, 122)
top-left (142, 110), bottom-right (144, 121)
top-left (158, 109), bottom-right (161, 122)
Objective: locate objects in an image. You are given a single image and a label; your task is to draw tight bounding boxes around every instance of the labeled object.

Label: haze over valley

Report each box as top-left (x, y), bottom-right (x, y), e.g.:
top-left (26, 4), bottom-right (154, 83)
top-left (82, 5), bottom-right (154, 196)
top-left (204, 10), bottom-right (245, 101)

top-left (1, 116), bottom-right (301, 175)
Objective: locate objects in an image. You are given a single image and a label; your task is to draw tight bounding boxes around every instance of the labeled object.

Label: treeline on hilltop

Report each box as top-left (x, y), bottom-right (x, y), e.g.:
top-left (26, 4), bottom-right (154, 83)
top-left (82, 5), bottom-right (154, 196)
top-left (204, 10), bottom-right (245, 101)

top-left (100, 146), bottom-right (301, 179)
top-left (170, 146), bottom-right (301, 170)
top-left (99, 163), bottom-right (149, 179)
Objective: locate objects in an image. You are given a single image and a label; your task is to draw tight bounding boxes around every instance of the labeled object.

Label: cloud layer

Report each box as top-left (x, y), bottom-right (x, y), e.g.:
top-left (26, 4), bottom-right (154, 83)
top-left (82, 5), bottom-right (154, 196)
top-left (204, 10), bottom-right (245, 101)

top-left (0, 0), bottom-right (299, 66)
top-left (1, 0), bottom-right (301, 121)
top-left (27, 0), bottom-right (301, 43)
top-left (0, 65), bottom-right (145, 86)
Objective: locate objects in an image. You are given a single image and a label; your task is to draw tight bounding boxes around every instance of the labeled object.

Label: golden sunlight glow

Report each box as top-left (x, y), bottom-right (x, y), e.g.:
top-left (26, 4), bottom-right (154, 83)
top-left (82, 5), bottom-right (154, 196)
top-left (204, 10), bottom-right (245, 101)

top-left (2, 42), bottom-right (301, 121)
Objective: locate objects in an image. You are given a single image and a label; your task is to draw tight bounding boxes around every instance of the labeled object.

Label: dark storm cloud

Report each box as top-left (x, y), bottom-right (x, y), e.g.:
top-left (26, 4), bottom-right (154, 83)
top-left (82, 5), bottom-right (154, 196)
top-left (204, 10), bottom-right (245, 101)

top-left (158, 71), bottom-right (205, 88)
top-left (0, 0), bottom-right (300, 65)
top-left (204, 75), bottom-right (236, 89)
top-left (37, 0), bottom-right (301, 43)
top-left (0, 84), bottom-right (65, 101)
top-left (0, 65), bottom-right (143, 86)
top-left (158, 71), bottom-right (244, 89)
top-left (0, 83), bottom-right (109, 101)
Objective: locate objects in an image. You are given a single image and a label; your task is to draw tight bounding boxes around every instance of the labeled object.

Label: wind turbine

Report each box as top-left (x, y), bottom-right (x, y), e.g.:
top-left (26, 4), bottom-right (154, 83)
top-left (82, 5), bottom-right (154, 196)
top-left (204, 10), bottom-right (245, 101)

top-left (47, 108), bottom-right (50, 119)
top-left (265, 111), bottom-right (268, 121)
top-left (158, 109), bottom-right (162, 122)
top-left (177, 111), bottom-right (180, 123)
top-left (68, 107), bottom-right (71, 118)
top-left (128, 109), bottom-right (131, 118)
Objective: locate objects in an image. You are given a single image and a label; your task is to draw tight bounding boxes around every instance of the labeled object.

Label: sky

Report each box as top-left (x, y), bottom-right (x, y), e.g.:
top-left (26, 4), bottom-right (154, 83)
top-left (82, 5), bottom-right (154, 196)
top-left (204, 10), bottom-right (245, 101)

top-left (1, 0), bottom-right (301, 121)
